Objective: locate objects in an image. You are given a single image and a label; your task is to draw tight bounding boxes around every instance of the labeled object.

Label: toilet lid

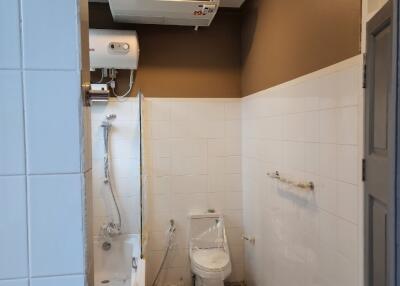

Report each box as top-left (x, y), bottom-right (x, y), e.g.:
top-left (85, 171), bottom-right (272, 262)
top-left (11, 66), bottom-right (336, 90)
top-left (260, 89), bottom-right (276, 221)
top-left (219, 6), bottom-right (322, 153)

top-left (192, 248), bottom-right (230, 272)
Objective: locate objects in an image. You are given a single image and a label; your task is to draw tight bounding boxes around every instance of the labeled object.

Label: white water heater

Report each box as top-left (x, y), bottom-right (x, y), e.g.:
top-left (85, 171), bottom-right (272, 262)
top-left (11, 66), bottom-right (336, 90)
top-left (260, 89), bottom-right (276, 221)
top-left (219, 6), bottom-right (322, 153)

top-left (89, 29), bottom-right (139, 70)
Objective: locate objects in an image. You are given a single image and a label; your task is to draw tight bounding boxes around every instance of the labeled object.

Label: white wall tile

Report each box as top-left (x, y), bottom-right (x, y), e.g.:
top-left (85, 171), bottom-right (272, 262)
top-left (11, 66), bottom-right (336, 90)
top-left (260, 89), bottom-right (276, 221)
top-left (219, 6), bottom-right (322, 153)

top-left (284, 113), bottom-right (305, 142)
top-left (336, 219), bottom-right (358, 262)
top-left (319, 144), bottom-right (337, 179)
top-left (91, 98), bottom-right (140, 238)
top-left (225, 102), bottom-right (241, 120)
top-left (31, 275), bottom-right (84, 286)
top-left (143, 98), bottom-right (243, 284)
top-left (0, 0), bottom-right (21, 69)
top-left (319, 109), bottom-right (337, 144)
top-left (170, 175), bottom-right (208, 194)
top-left (28, 174), bottom-right (84, 276)
top-left (225, 120), bottom-right (241, 138)
top-left (0, 176), bottom-right (28, 279)
top-left (0, 71), bottom-right (25, 175)
top-left (304, 111), bottom-right (319, 142)
top-left (171, 156), bottom-right (207, 175)
top-left (21, 0), bottom-right (79, 69)
top-left (337, 107), bottom-right (358, 145)
top-left (337, 181), bottom-right (358, 223)
top-left (24, 71), bottom-right (81, 174)
top-left (242, 56), bottom-right (362, 286)
top-left (145, 100), bottom-right (171, 121)
top-left (336, 145), bottom-right (358, 184)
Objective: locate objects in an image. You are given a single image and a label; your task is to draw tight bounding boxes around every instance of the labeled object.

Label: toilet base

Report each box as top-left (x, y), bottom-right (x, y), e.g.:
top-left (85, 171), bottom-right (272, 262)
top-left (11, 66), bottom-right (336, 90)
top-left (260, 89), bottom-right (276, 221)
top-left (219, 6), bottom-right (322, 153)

top-left (195, 275), bottom-right (225, 286)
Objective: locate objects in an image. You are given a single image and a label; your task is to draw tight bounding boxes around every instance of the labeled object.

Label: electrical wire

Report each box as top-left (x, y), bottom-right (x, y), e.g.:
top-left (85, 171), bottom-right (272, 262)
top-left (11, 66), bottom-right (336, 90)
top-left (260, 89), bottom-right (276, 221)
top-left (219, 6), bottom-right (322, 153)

top-left (112, 69), bottom-right (135, 99)
top-left (95, 70), bottom-right (104, 84)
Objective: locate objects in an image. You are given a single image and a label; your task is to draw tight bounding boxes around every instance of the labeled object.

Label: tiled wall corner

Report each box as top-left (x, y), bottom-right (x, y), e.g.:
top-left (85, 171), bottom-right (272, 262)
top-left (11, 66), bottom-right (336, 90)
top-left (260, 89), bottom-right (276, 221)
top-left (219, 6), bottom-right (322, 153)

top-left (0, 0), bottom-right (89, 285)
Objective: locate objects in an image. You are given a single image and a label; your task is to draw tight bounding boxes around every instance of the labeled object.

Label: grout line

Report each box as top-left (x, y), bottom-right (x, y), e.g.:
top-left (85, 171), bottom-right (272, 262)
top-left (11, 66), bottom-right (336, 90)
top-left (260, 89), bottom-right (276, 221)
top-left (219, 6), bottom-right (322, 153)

top-left (25, 172), bottom-right (84, 176)
top-left (29, 273), bottom-right (85, 279)
top-left (17, 0), bottom-right (31, 283)
top-left (0, 278), bottom-right (29, 282)
top-left (0, 174), bottom-right (26, 177)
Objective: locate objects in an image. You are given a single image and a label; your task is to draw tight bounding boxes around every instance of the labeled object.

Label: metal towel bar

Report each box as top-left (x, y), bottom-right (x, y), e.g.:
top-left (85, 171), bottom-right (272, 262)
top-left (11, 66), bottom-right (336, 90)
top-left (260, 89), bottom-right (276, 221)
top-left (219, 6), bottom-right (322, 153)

top-left (267, 171), bottom-right (315, 191)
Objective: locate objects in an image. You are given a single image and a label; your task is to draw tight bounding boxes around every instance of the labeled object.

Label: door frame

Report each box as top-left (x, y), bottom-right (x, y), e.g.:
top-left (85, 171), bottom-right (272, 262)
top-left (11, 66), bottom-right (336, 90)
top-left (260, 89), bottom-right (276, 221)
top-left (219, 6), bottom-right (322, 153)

top-left (364, 1), bottom-right (398, 285)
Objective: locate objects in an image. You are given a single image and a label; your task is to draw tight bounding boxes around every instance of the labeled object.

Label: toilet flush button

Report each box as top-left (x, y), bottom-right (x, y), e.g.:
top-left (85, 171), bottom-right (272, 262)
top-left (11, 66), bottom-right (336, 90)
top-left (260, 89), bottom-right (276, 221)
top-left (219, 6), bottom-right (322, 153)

top-left (123, 43), bottom-right (129, 50)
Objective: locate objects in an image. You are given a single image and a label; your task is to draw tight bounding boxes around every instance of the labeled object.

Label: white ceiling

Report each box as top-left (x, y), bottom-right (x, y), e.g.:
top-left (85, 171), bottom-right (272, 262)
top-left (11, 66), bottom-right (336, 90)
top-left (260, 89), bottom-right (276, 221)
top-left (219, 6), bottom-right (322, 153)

top-left (89, 0), bottom-right (245, 8)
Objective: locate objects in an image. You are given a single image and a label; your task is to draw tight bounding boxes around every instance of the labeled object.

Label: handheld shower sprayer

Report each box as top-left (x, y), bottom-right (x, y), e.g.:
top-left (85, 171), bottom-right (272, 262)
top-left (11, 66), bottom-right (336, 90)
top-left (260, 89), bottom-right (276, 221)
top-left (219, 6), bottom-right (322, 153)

top-left (152, 219), bottom-right (177, 286)
top-left (169, 219), bottom-right (176, 233)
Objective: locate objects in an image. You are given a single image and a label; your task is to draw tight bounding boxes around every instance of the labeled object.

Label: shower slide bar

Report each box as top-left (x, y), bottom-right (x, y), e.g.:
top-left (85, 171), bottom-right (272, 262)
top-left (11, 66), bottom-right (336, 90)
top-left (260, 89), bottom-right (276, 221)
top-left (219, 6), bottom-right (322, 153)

top-left (267, 171), bottom-right (315, 191)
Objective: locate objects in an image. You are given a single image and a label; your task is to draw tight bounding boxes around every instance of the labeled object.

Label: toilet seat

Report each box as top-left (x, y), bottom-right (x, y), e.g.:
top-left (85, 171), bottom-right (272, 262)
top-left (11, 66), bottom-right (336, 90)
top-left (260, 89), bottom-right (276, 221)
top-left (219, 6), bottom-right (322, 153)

top-left (191, 248), bottom-right (230, 272)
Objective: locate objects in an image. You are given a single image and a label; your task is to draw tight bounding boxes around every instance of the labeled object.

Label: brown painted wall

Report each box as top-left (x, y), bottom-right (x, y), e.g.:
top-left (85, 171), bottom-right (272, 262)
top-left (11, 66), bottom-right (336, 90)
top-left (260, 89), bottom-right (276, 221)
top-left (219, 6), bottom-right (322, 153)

top-left (241, 0), bottom-right (362, 96)
top-left (89, 3), bottom-right (242, 98)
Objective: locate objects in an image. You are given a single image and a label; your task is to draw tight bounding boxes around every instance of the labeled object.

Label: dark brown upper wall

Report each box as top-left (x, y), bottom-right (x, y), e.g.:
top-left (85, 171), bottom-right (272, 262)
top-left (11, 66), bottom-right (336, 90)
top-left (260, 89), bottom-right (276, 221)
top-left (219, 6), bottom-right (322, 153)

top-left (89, 3), bottom-right (241, 98)
top-left (241, 0), bottom-right (361, 96)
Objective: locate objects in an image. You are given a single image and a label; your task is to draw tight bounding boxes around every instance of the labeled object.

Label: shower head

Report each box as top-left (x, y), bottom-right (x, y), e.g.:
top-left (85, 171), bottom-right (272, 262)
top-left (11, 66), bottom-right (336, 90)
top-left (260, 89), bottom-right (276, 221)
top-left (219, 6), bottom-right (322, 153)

top-left (106, 114), bottom-right (117, 121)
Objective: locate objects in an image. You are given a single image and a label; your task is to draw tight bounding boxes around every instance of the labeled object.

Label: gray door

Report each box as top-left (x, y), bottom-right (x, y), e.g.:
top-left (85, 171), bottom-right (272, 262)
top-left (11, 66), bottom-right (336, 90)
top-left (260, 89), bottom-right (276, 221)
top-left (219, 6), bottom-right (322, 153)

top-left (364, 1), bottom-right (394, 286)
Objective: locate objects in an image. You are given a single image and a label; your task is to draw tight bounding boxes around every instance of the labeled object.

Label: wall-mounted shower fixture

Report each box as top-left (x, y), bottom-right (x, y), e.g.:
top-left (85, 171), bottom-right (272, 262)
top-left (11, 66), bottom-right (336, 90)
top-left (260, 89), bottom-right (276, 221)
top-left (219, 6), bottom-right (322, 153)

top-left (101, 114), bottom-right (123, 237)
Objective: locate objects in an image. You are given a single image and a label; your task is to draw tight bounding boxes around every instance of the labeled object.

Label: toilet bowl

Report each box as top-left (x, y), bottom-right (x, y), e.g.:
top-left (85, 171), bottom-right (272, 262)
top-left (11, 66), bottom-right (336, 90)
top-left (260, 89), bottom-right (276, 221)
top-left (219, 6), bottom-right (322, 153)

top-left (189, 212), bottom-right (232, 286)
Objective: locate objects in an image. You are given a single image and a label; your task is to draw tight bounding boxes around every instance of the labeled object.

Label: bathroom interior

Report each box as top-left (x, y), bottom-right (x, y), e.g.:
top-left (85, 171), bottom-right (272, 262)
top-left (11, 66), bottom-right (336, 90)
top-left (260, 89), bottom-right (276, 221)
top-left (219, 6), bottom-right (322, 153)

top-left (1, 0), bottom-right (398, 286)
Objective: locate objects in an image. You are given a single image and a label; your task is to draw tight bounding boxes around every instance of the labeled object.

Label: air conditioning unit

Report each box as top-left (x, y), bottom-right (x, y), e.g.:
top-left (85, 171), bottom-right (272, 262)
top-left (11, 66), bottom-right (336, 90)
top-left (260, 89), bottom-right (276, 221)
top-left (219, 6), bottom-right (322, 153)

top-left (109, 0), bottom-right (220, 27)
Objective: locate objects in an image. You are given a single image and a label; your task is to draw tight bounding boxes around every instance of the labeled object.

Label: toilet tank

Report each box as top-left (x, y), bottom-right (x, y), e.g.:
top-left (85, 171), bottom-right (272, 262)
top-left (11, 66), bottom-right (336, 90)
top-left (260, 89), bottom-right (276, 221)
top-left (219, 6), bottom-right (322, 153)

top-left (189, 212), bottom-right (225, 249)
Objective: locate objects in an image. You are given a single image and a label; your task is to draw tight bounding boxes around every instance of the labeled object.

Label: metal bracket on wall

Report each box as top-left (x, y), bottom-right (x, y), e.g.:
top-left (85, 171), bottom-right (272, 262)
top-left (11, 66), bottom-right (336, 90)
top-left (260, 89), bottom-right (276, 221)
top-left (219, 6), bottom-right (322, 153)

top-left (363, 53), bottom-right (368, 89)
top-left (85, 83), bottom-right (110, 104)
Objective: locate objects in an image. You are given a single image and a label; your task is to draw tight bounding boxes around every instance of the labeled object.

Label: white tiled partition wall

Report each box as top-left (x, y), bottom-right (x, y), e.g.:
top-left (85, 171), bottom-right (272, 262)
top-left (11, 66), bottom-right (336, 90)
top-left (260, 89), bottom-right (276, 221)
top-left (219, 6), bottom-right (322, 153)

top-left (91, 99), bottom-right (141, 237)
top-left (144, 98), bottom-right (244, 285)
top-left (0, 1), bottom-right (89, 286)
top-left (242, 56), bottom-right (363, 286)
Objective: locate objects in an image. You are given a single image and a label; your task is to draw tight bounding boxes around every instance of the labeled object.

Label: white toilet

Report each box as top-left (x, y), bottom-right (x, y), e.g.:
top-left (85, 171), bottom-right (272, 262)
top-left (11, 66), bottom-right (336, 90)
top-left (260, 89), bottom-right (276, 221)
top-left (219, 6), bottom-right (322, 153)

top-left (189, 212), bottom-right (232, 286)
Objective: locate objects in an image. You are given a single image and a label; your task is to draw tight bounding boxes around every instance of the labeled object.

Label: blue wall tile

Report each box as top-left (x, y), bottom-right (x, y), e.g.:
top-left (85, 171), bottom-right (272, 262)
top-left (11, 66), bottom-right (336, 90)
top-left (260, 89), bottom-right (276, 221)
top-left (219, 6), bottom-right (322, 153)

top-left (0, 176), bottom-right (28, 279)
top-left (0, 71), bottom-right (25, 175)
top-left (0, 279), bottom-right (28, 286)
top-left (24, 71), bottom-right (82, 174)
top-left (21, 0), bottom-right (79, 70)
top-left (0, 0), bottom-right (21, 69)
top-left (28, 174), bottom-right (84, 276)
